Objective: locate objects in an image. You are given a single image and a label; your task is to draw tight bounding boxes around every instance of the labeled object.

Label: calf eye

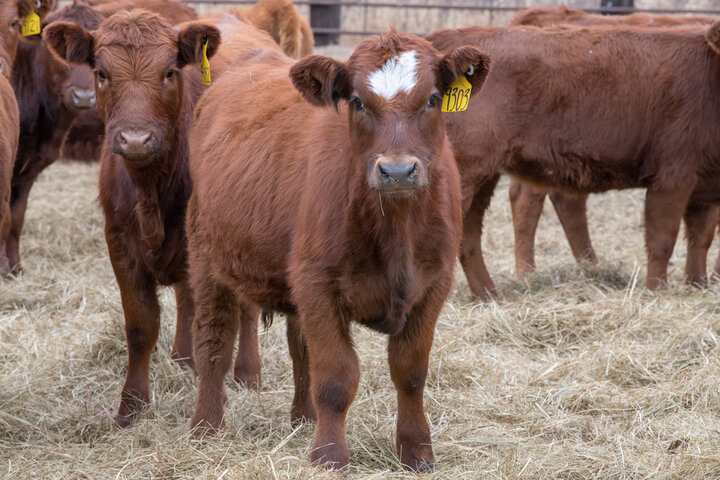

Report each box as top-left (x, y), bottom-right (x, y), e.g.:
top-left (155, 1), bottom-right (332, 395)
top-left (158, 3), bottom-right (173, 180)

top-left (349, 95), bottom-right (365, 112)
top-left (166, 69), bottom-right (174, 79)
top-left (427, 93), bottom-right (442, 109)
top-left (97, 70), bottom-right (107, 80)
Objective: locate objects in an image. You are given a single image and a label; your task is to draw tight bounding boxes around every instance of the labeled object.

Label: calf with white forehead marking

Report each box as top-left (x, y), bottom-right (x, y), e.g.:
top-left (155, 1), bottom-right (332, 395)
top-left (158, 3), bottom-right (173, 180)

top-left (187, 30), bottom-right (491, 471)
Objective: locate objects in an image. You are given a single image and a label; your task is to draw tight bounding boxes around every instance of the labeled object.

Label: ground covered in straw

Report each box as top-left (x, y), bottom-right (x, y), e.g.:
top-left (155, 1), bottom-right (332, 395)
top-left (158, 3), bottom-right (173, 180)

top-left (1, 154), bottom-right (719, 479)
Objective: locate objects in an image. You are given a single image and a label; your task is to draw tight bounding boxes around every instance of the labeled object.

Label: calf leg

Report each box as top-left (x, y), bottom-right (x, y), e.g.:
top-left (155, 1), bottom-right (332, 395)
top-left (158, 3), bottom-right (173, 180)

top-left (509, 179), bottom-right (545, 277)
top-left (388, 288), bottom-right (445, 472)
top-left (683, 203), bottom-right (718, 285)
top-left (460, 175), bottom-right (500, 300)
top-left (549, 191), bottom-right (597, 264)
top-left (172, 279), bottom-right (195, 369)
top-left (189, 275), bottom-right (240, 434)
top-left (107, 245), bottom-right (160, 428)
top-left (0, 193), bottom-right (11, 276)
top-left (301, 303), bottom-right (359, 470)
top-left (232, 302), bottom-right (262, 389)
top-left (286, 313), bottom-right (315, 424)
top-left (644, 187), bottom-right (692, 289)
top-left (6, 180), bottom-right (32, 274)
top-left (715, 222), bottom-right (720, 280)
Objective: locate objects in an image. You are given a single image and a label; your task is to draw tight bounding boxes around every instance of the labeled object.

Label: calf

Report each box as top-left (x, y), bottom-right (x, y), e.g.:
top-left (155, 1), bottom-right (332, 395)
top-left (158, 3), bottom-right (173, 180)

top-left (7, 1), bottom-right (101, 274)
top-left (44, 9), bottom-right (227, 427)
top-left (508, 8), bottom-right (719, 284)
top-left (187, 28), bottom-right (489, 471)
top-left (426, 23), bottom-right (720, 298)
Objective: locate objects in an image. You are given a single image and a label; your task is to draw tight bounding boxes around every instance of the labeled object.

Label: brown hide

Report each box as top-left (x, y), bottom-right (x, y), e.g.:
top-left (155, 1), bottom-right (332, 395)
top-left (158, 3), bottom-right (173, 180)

top-left (95, 0), bottom-right (197, 24)
top-left (0, 74), bottom-right (19, 275)
top-left (44, 9), bottom-right (259, 427)
top-left (0, 0), bottom-right (55, 79)
top-left (511, 5), bottom-right (715, 28)
top-left (228, 0), bottom-right (313, 58)
top-left (508, 8), bottom-right (719, 285)
top-left (188, 29), bottom-right (486, 471)
top-left (6, 2), bottom-right (101, 275)
top-left (426, 24), bottom-right (720, 298)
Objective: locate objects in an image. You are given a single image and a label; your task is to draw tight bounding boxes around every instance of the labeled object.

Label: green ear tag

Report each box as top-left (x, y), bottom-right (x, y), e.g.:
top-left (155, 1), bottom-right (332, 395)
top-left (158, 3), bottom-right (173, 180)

top-left (22, 11), bottom-right (41, 36)
top-left (201, 38), bottom-right (211, 86)
top-left (441, 76), bottom-right (472, 113)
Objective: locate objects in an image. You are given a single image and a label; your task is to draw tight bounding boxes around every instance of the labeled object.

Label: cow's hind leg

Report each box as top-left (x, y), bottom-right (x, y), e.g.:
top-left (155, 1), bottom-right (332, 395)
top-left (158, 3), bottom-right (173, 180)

top-left (6, 180), bottom-right (32, 274)
top-left (549, 191), bottom-right (597, 264)
top-left (233, 302), bottom-right (262, 389)
top-left (189, 273), bottom-right (240, 435)
top-left (460, 175), bottom-right (500, 300)
top-left (172, 279), bottom-right (195, 369)
top-left (683, 203), bottom-right (718, 285)
top-left (509, 179), bottom-right (546, 277)
top-left (644, 186), bottom-right (692, 289)
top-left (286, 313), bottom-right (315, 424)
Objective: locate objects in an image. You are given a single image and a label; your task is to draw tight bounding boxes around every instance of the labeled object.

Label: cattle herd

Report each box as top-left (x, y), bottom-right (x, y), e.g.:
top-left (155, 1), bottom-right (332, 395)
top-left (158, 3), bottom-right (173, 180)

top-left (0, 0), bottom-right (719, 472)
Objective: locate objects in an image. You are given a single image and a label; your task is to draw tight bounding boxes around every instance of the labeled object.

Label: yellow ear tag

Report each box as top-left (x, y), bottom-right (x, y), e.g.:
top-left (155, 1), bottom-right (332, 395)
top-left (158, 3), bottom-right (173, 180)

top-left (441, 75), bottom-right (472, 113)
top-left (200, 38), bottom-right (211, 86)
top-left (21, 11), bottom-right (41, 37)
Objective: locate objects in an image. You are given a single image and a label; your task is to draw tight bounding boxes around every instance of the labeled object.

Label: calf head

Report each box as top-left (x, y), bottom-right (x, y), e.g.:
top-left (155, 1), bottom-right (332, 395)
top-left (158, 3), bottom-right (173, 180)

top-left (0, 0), bottom-right (55, 78)
top-left (290, 31), bottom-right (490, 197)
top-left (41, 2), bottom-right (103, 112)
top-left (44, 9), bottom-right (220, 167)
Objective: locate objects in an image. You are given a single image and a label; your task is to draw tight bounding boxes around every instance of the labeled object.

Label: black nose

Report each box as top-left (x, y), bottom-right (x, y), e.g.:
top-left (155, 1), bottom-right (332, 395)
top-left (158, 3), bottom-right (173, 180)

top-left (377, 162), bottom-right (418, 189)
top-left (71, 89), bottom-right (96, 108)
top-left (117, 129), bottom-right (153, 157)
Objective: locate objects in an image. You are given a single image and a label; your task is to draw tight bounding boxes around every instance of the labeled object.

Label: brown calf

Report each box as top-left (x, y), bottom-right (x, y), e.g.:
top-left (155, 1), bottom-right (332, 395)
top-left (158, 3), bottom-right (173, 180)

top-left (427, 23), bottom-right (720, 298)
top-left (7, 1), bottom-right (101, 275)
top-left (44, 9), bottom-right (227, 427)
top-left (187, 27), bottom-right (489, 470)
top-left (508, 7), bottom-right (719, 284)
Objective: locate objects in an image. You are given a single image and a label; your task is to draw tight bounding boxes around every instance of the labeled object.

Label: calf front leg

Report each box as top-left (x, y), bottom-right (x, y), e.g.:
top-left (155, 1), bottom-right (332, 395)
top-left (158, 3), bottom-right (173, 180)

top-left (549, 191), bottom-right (597, 264)
top-left (286, 313), bottom-right (315, 424)
top-left (6, 180), bottom-right (33, 274)
top-left (387, 287), bottom-right (446, 472)
top-left (460, 175), bottom-right (499, 300)
top-left (107, 247), bottom-right (161, 428)
top-left (683, 203), bottom-right (718, 285)
top-left (300, 302), bottom-right (359, 470)
top-left (644, 186), bottom-right (693, 289)
top-left (189, 276), bottom-right (241, 435)
top-left (232, 302), bottom-right (262, 389)
top-left (509, 179), bottom-right (546, 277)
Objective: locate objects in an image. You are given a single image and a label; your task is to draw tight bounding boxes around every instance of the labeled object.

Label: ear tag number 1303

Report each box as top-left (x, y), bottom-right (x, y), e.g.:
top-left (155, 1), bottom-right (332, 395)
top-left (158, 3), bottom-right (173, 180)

top-left (22, 11), bottom-right (41, 36)
top-left (442, 75), bottom-right (472, 113)
top-left (201, 38), bottom-right (211, 86)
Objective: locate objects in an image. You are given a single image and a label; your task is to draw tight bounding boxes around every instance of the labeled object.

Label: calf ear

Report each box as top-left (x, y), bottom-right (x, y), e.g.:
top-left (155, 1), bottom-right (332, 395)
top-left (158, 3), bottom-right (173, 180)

top-left (177, 24), bottom-right (221, 68)
top-left (17, 0), bottom-right (55, 21)
top-left (707, 21), bottom-right (720, 55)
top-left (43, 22), bottom-right (95, 67)
top-left (289, 55), bottom-right (351, 107)
top-left (437, 46), bottom-right (492, 98)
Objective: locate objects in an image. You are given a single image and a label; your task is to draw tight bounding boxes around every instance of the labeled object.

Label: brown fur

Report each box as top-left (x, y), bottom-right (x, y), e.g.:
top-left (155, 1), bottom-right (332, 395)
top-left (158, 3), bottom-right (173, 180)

top-left (43, 9), bottom-right (256, 427)
top-left (0, 71), bottom-right (19, 276)
top-left (426, 23), bottom-right (720, 297)
top-left (226, 0), bottom-right (313, 58)
top-left (508, 8), bottom-right (718, 285)
top-left (95, 0), bottom-right (197, 24)
top-left (187, 28), bottom-right (489, 471)
top-left (6, 2), bottom-right (102, 275)
top-left (0, 0), bottom-right (55, 80)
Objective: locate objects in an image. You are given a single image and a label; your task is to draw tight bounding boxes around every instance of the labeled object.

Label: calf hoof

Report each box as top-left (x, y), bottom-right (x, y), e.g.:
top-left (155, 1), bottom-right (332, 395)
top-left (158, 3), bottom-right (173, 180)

top-left (232, 365), bottom-right (261, 390)
top-left (398, 436), bottom-right (435, 472)
top-left (115, 398), bottom-right (146, 428)
top-left (290, 398), bottom-right (316, 426)
top-left (189, 415), bottom-right (223, 439)
top-left (310, 441), bottom-right (349, 471)
top-left (401, 451), bottom-right (436, 473)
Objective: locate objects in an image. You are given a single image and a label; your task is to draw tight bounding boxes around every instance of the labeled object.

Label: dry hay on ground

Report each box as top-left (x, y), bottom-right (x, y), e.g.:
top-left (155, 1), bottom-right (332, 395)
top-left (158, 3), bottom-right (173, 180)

top-left (1, 156), bottom-right (719, 479)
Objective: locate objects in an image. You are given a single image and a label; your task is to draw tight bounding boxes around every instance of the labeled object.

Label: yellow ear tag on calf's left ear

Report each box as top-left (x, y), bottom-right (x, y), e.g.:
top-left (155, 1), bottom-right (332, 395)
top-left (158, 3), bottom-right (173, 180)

top-left (441, 75), bottom-right (472, 113)
top-left (201, 39), bottom-right (211, 86)
top-left (21, 11), bottom-right (41, 37)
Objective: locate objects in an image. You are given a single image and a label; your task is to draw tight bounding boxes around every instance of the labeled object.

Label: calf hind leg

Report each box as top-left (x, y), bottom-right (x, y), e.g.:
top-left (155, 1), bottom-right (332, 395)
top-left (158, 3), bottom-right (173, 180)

top-left (683, 203), bottom-right (718, 285)
top-left (549, 191), bottom-right (597, 264)
top-left (286, 313), bottom-right (315, 424)
top-left (233, 302), bottom-right (262, 389)
top-left (172, 279), bottom-right (196, 369)
top-left (509, 179), bottom-right (546, 277)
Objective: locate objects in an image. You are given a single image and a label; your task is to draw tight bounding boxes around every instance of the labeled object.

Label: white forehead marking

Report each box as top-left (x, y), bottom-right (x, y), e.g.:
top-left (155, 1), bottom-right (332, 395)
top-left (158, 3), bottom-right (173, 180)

top-left (367, 50), bottom-right (418, 100)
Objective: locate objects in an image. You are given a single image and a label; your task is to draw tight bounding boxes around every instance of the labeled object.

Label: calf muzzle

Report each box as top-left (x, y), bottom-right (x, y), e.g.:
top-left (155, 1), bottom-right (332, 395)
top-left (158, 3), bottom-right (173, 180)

top-left (114, 128), bottom-right (156, 159)
top-left (374, 155), bottom-right (424, 194)
top-left (71, 89), bottom-right (96, 108)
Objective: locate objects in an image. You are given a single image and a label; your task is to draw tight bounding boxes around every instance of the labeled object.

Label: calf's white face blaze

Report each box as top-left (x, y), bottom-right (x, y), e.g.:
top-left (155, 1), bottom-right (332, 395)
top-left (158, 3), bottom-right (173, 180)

top-left (367, 50), bottom-right (418, 100)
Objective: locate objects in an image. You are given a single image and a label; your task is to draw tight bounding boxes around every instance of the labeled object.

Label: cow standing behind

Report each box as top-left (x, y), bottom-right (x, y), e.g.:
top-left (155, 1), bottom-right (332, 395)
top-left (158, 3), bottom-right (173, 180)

top-left (187, 27), bottom-right (490, 470)
top-left (7, 1), bottom-right (101, 275)
top-left (426, 23), bottom-right (720, 299)
top-left (43, 10), bottom-right (274, 427)
top-left (507, 6), bottom-right (719, 284)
